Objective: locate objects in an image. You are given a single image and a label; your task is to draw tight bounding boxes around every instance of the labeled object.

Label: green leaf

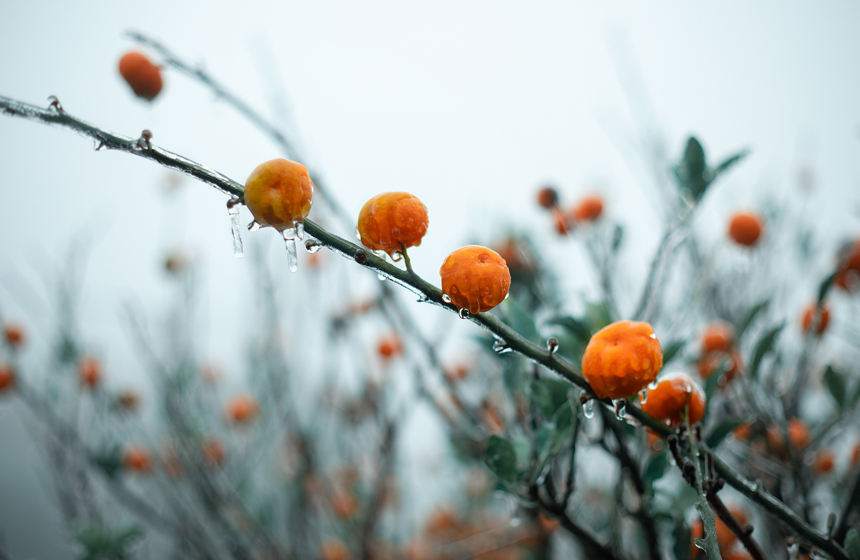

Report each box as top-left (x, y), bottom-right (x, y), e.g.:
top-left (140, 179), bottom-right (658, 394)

top-left (736, 300), bottom-right (769, 342)
top-left (705, 418), bottom-right (745, 449)
top-left (483, 435), bottom-right (519, 483)
top-left (673, 518), bottom-right (691, 560)
top-left (534, 403), bottom-right (575, 474)
top-left (512, 435), bottom-right (532, 465)
top-left (749, 323), bottom-right (785, 380)
top-left (683, 137), bottom-right (707, 178)
top-left (711, 149), bottom-right (750, 182)
top-left (823, 365), bottom-right (846, 410)
top-left (662, 339), bottom-right (687, 365)
top-left (643, 450), bottom-right (669, 492)
top-left (846, 529), bottom-right (860, 560)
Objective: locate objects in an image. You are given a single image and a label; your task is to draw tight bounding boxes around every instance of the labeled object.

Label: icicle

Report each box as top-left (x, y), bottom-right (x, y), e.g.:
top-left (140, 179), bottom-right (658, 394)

top-left (282, 227), bottom-right (299, 272)
top-left (227, 198), bottom-right (243, 258)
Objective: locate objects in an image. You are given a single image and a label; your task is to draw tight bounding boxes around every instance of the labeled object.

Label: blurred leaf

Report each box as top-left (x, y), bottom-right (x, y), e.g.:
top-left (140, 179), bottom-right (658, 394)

top-left (450, 433), bottom-right (481, 461)
top-left (675, 137), bottom-right (709, 200)
top-left (512, 435), bottom-right (532, 466)
top-left (484, 435), bottom-right (519, 483)
top-left (545, 378), bottom-right (573, 414)
top-left (749, 323), bottom-right (785, 380)
top-left (662, 339), bottom-right (687, 365)
top-left (705, 418), bottom-right (745, 449)
top-left (711, 149), bottom-right (750, 182)
top-left (585, 301), bottom-right (612, 333)
top-left (612, 224), bottom-right (624, 252)
top-left (850, 380), bottom-right (860, 409)
top-left (643, 450), bottom-right (669, 492)
top-left (847, 529), bottom-right (860, 560)
top-left (90, 446), bottom-right (123, 478)
top-left (818, 270), bottom-right (837, 305)
top-left (530, 380), bottom-right (555, 419)
top-left (673, 518), bottom-right (691, 560)
top-left (736, 300), bottom-right (769, 342)
top-left (548, 315), bottom-right (590, 343)
top-left (535, 403), bottom-right (575, 472)
top-left (503, 298), bottom-right (540, 344)
top-left (823, 365), bottom-right (846, 410)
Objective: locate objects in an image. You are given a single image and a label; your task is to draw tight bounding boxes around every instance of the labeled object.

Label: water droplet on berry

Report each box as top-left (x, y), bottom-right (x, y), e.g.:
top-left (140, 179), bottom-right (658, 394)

top-left (248, 220), bottom-right (261, 232)
top-left (581, 396), bottom-right (594, 419)
top-left (613, 399), bottom-right (627, 421)
top-left (355, 228), bottom-right (363, 242)
top-left (295, 221), bottom-right (305, 240)
top-left (546, 337), bottom-right (559, 354)
top-left (227, 198), bottom-right (243, 258)
top-left (458, 308), bottom-right (471, 320)
top-left (442, 294), bottom-right (452, 304)
top-left (639, 388), bottom-right (648, 404)
top-left (305, 239), bottom-right (323, 254)
top-left (282, 228), bottom-right (299, 272)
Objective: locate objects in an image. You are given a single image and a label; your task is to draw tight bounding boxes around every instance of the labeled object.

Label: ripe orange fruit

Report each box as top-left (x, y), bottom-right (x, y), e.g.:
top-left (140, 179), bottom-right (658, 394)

top-left (225, 394), bottom-right (260, 425)
top-left (640, 372), bottom-right (705, 425)
top-left (357, 192), bottom-right (429, 257)
top-left (377, 335), bottom-right (403, 358)
top-left (813, 449), bottom-right (835, 474)
top-left (244, 159), bottom-right (314, 232)
top-left (728, 211), bottom-right (764, 247)
top-left (787, 418), bottom-right (810, 449)
top-left (800, 303), bottom-right (830, 336)
top-left (0, 363), bottom-right (15, 393)
top-left (78, 356), bottom-right (101, 389)
top-left (572, 195), bottom-right (604, 222)
top-left (582, 321), bottom-right (663, 400)
top-left (320, 538), bottom-right (349, 560)
top-left (123, 445), bottom-right (153, 474)
top-left (3, 323), bottom-right (24, 348)
top-left (201, 437), bottom-right (225, 468)
top-left (698, 349), bottom-right (742, 382)
top-left (440, 246), bottom-right (511, 314)
top-left (701, 323), bottom-right (734, 354)
top-left (118, 51), bottom-right (163, 101)
top-left (536, 186), bottom-right (558, 209)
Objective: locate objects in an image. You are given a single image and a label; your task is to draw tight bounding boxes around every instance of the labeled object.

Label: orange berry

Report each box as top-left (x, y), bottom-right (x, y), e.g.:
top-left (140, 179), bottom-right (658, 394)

top-left (225, 394), bottom-right (260, 425)
top-left (116, 390), bottom-right (140, 411)
top-left (728, 211), bottom-right (764, 247)
top-left (552, 207), bottom-right (572, 235)
top-left (733, 422), bottom-right (753, 442)
top-left (118, 51), bottom-right (163, 101)
top-left (320, 538), bottom-right (350, 560)
top-left (78, 356), bottom-right (101, 389)
top-left (698, 349), bottom-right (742, 382)
top-left (800, 303), bottom-right (830, 336)
top-left (123, 445), bottom-right (153, 474)
top-left (835, 268), bottom-right (859, 292)
top-left (0, 363), bottom-right (15, 393)
top-left (572, 195), bottom-right (604, 222)
top-left (244, 159), bottom-right (314, 232)
top-left (701, 323), bottom-right (734, 354)
top-left (582, 321), bottom-right (663, 400)
top-left (3, 323), bottom-right (24, 348)
top-left (536, 186), bottom-right (558, 209)
top-left (440, 246), bottom-right (511, 314)
top-left (493, 238), bottom-right (531, 271)
top-left (813, 449), bottom-right (835, 474)
top-left (357, 192), bottom-right (429, 257)
top-left (201, 437), bottom-right (225, 468)
top-left (377, 335), bottom-right (402, 358)
top-left (787, 418), bottom-right (810, 449)
top-left (715, 507), bottom-right (746, 551)
top-left (640, 372), bottom-right (705, 425)
top-left (838, 238), bottom-right (860, 271)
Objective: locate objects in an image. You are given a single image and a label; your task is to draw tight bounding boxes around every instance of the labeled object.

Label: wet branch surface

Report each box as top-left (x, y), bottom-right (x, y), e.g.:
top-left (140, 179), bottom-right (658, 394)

top-left (0, 94), bottom-right (852, 560)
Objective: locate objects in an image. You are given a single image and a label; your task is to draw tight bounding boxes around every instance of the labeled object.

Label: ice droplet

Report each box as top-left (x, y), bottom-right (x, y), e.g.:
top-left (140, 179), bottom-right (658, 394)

top-left (355, 228), bottom-right (363, 242)
top-left (282, 228), bottom-right (298, 272)
top-left (787, 541), bottom-right (799, 560)
top-left (458, 308), bottom-right (471, 320)
top-left (295, 221), bottom-right (305, 240)
top-left (377, 272), bottom-right (387, 281)
top-left (93, 140), bottom-right (105, 151)
top-left (442, 294), bottom-right (452, 304)
top-left (581, 396), bottom-right (594, 419)
top-left (492, 339), bottom-right (512, 354)
top-left (47, 95), bottom-right (63, 112)
top-left (613, 398), bottom-right (627, 421)
top-left (227, 199), bottom-right (243, 258)
top-left (639, 388), bottom-right (648, 404)
top-left (546, 337), bottom-right (559, 354)
top-left (509, 517), bottom-right (522, 528)
top-left (305, 239), bottom-right (323, 253)
top-left (391, 251), bottom-right (403, 262)
top-left (247, 220), bottom-right (261, 232)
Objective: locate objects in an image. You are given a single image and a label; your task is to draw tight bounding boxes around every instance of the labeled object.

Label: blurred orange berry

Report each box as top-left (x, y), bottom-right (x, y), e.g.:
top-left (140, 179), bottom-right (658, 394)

top-left (123, 445), bottom-right (153, 474)
top-left (0, 363), bottom-right (15, 393)
top-left (377, 335), bottom-right (403, 358)
top-left (444, 364), bottom-right (470, 382)
top-left (116, 390), bottom-right (140, 412)
top-left (118, 51), bottom-right (163, 101)
top-left (582, 321), bottom-right (663, 400)
top-left (852, 442), bottom-right (860, 465)
top-left (813, 449), bottom-right (835, 474)
top-left (701, 323), bottom-right (734, 354)
top-left (800, 303), bottom-right (830, 336)
top-left (733, 423), bottom-right (753, 442)
top-left (552, 207), bottom-right (571, 235)
top-left (787, 418), bottom-right (810, 450)
top-left (536, 186), bottom-right (558, 209)
top-left (646, 431), bottom-right (664, 452)
top-left (78, 356), bottom-right (101, 389)
top-left (728, 211), bottom-right (764, 247)
top-left (320, 538), bottom-right (350, 560)
top-left (3, 323), bottom-right (24, 348)
top-left (440, 246), bottom-right (511, 314)
top-left (493, 238), bottom-right (531, 271)
top-left (835, 268), bottom-right (859, 292)
top-left (572, 195), bottom-right (604, 222)
top-left (640, 372), bottom-right (705, 425)
top-left (426, 508), bottom-right (459, 535)
top-left (481, 402), bottom-right (505, 435)
top-left (538, 513), bottom-right (560, 534)
top-left (244, 159), bottom-right (314, 232)
top-left (723, 552), bottom-right (753, 560)
top-left (331, 487), bottom-right (358, 519)
top-left (835, 239), bottom-right (860, 292)
top-left (357, 192), bottom-right (429, 257)
top-left (698, 349), bottom-right (742, 382)
top-left (201, 437), bottom-right (225, 468)
top-left (225, 394), bottom-right (260, 425)
top-left (715, 506), bottom-right (746, 551)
